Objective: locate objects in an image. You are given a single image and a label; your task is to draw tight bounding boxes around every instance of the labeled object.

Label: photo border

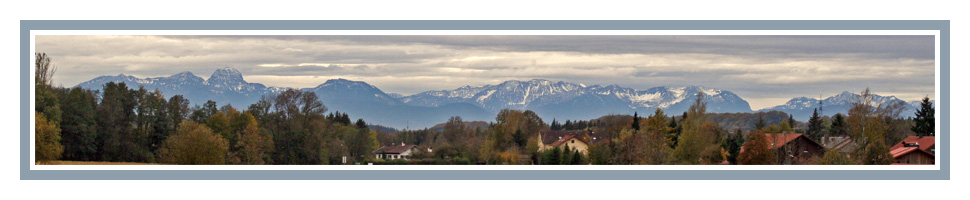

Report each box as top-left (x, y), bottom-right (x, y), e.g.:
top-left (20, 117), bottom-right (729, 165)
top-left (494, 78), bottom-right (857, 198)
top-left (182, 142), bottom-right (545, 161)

top-left (20, 20), bottom-right (950, 180)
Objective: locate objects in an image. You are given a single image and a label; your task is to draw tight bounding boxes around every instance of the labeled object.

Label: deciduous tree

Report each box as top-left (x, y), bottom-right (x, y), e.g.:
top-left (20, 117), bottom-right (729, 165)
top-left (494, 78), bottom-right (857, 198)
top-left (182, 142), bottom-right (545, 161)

top-left (35, 112), bottom-right (63, 163)
top-left (847, 88), bottom-right (896, 165)
top-left (738, 131), bottom-right (774, 165)
top-left (157, 121), bottom-right (228, 165)
top-left (671, 92), bottom-right (722, 164)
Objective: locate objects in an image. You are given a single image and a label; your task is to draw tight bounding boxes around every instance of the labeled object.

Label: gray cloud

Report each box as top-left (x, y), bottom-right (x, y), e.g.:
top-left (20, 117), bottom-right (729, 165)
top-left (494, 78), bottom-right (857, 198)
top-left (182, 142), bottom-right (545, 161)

top-left (35, 35), bottom-right (935, 109)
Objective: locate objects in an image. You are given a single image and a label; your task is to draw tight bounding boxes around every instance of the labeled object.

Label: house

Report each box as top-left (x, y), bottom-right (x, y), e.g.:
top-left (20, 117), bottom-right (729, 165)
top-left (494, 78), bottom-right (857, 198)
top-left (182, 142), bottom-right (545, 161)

top-left (764, 133), bottom-right (825, 165)
top-left (372, 143), bottom-right (418, 160)
top-left (891, 136), bottom-right (935, 154)
top-left (820, 136), bottom-right (857, 154)
top-left (890, 147), bottom-right (934, 165)
top-left (537, 130), bottom-right (593, 155)
top-left (890, 136), bottom-right (935, 165)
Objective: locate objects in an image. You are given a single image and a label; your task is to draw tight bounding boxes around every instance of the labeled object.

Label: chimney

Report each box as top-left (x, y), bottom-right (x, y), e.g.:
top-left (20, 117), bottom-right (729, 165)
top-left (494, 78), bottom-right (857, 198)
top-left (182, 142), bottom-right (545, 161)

top-left (401, 142), bottom-right (406, 146)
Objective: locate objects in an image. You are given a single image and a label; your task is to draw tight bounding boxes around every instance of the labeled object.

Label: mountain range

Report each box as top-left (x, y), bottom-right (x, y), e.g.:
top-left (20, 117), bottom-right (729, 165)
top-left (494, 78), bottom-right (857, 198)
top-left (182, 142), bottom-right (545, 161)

top-left (76, 68), bottom-right (927, 129)
top-left (759, 91), bottom-right (927, 121)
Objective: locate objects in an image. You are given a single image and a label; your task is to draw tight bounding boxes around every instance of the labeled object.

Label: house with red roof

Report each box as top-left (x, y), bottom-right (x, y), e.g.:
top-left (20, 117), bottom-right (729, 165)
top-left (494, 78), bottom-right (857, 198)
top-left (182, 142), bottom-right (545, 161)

top-left (890, 136), bottom-right (935, 165)
top-left (537, 130), bottom-right (592, 155)
top-left (762, 133), bottom-right (825, 165)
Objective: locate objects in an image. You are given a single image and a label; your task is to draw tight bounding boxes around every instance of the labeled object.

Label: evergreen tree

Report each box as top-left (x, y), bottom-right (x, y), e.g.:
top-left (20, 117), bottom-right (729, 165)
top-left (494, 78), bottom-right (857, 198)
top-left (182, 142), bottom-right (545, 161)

top-left (667, 116), bottom-right (680, 148)
top-left (787, 114), bottom-right (797, 131)
top-left (356, 118), bottom-right (367, 129)
top-left (807, 108), bottom-right (824, 141)
top-left (829, 113), bottom-right (847, 136)
top-left (189, 100), bottom-right (218, 122)
top-left (571, 149), bottom-right (584, 165)
top-left (513, 129), bottom-right (527, 147)
top-left (561, 143), bottom-right (573, 165)
top-left (755, 114), bottom-right (767, 130)
top-left (550, 118), bottom-right (561, 130)
top-left (544, 146), bottom-right (561, 165)
top-left (632, 112), bottom-right (640, 131)
top-left (911, 96), bottom-right (935, 136)
top-left (59, 87), bottom-right (98, 161)
top-left (97, 82), bottom-right (153, 162)
top-left (724, 128), bottom-right (745, 165)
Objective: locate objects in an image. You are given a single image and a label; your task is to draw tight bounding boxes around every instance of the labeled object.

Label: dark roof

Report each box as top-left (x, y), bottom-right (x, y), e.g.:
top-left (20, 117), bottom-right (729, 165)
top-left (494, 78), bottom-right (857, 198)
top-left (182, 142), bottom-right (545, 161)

top-left (830, 137), bottom-right (855, 150)
top-left (372, 145), bottom-right (417, 154)
top-left (764, 133), bottom-right (823, 149)
top-left (891, 136), bottom-right (935, 153)
top-left (742, 133), bottom-right (823, 153)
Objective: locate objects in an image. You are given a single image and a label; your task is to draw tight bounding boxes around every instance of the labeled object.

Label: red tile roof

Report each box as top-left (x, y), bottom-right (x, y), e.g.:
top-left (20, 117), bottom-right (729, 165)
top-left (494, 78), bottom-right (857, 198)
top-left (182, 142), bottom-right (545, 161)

top-left (549, 135), bottom-right (586, 147)
top-left (890, 136), bottom-right (935, 153)
top-left (765, 133), bottom-right (802, 149)
top-left (540, 130), bottom-right (591, 144)
top-left (372, 145), bottom-right (417, 154)
top-left (890, 146), bottom-right (934, 159)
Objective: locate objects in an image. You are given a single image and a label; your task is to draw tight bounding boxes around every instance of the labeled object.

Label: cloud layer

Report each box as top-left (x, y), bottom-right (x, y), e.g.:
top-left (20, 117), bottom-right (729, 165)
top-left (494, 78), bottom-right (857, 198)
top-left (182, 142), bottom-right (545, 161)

top-left (35, 35), bottom-right (935, 109)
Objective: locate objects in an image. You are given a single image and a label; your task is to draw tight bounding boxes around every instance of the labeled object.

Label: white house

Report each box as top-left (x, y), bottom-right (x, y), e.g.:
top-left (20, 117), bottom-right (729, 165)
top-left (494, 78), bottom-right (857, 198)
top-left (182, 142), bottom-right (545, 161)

top-left (372, 143), bottom-right (418, 160)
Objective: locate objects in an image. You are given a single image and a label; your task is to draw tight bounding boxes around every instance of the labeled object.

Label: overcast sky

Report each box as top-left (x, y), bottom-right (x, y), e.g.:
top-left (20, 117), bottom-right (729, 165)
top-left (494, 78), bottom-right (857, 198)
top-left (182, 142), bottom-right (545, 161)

top-left (35, 35), bottom-right (935, 109)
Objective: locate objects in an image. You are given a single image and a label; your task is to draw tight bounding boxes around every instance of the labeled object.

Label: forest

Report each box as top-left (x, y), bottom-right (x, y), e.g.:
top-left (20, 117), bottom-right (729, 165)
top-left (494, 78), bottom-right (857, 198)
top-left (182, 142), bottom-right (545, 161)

top-left (33, 53), bottom-right (936, 165)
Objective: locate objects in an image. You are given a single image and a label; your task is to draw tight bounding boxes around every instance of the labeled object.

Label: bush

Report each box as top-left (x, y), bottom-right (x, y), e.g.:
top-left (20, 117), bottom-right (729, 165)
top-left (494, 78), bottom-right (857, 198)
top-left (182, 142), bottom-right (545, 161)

top-left (817, 150), bottom-right (856, 165)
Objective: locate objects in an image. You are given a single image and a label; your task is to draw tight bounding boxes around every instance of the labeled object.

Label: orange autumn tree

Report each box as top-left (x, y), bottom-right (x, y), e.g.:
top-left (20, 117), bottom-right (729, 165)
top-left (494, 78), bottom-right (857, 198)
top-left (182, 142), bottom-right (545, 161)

top-left (738, 131), bottom-right (774, 165)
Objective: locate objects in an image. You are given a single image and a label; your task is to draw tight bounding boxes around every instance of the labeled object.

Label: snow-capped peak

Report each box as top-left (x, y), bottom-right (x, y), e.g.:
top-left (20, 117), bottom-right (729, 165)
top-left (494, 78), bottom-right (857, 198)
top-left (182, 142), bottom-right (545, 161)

top-left (207, 67), bottom-right (245, 83)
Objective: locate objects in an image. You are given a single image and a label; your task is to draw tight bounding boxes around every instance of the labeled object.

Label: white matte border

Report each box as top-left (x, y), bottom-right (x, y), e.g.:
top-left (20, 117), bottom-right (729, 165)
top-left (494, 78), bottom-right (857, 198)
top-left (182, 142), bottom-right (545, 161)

top-left (29, 29), bottom-right (942, 171)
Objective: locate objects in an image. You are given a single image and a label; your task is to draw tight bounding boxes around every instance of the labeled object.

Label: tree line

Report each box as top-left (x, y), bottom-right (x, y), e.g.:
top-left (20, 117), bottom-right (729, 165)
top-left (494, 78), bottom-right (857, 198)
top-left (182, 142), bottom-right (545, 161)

top-left (34, 53), bottom-right (379, 165)
top-left (35, 53), bottom-right (935, 165)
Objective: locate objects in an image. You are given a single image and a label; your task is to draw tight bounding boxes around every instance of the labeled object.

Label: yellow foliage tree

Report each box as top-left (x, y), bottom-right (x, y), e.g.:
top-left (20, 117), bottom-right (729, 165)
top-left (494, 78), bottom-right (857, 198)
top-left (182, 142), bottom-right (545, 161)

top-left (35, 112), bottom-right (63, 163)
top-left (157, 121), bottom-right (229, 165)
